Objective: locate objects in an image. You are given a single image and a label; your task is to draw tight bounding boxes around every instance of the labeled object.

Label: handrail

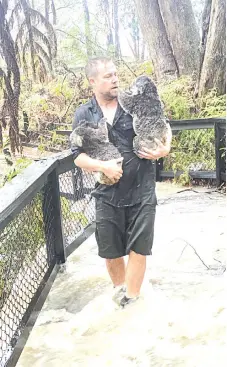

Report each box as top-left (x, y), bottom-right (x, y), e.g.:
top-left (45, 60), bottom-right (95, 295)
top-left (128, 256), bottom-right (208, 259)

top-left (0, 151), bottom-right (74, 231)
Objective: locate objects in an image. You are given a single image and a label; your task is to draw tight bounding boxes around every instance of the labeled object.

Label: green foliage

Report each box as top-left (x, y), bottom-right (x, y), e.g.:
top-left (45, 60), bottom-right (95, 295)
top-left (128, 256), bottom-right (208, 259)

top-left (117, 60), bottom-right (154, 89)
top-left (57, 25), bottom-right (97, 67)
top-left (0, 157), bottom-right (32, 188)
top-left (48, 78), bottom-right (74, 100)
top-left (198, 89), bottom-right (226, 118)
top-left (18, 71), bottom-right (92, 151)
top-left (60, 197), bottom-right (89, 227)
top-left (136, 61), bottom-right (153, 76)
top-left (164, 129), bottom-right (216, 185)
top-left (159, 76), bottom-right (196, 120)
top-left (159, 77), bottom-right (226, 185)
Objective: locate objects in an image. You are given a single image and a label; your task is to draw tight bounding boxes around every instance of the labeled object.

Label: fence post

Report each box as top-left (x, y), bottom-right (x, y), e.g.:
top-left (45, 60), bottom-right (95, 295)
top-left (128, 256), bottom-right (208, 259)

top-left (156, 158), bottom-right (163, 182)
top-left (42, 168), bottom-right (66, 265)
top-left (215, 122), bottom-right (222, 187)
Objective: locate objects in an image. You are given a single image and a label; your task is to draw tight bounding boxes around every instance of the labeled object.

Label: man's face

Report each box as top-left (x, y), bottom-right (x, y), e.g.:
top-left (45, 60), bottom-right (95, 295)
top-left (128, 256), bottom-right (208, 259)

top-left (89, 61), bottom-right (119, 100)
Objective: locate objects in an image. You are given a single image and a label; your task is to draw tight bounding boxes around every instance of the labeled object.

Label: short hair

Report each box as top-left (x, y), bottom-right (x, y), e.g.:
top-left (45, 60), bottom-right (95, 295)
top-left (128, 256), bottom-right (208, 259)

top-left (85, 57), bottom-right (113, 80)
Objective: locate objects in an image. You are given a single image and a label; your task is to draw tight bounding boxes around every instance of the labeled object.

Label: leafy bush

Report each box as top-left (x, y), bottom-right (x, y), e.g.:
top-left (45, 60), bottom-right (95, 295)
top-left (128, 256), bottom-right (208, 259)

top-left (159, 76), bottom-right (196, 120)
top-left (198, 89), bottom-right (226, 118)
top-left (0, 157), bottom-right (32, 188)
top-left (159, 77), bottom-right (226, 185)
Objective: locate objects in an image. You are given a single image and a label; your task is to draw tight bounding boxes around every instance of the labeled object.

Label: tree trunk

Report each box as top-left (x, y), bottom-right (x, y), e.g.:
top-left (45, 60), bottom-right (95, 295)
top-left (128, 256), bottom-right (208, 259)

top-left (198, 0), bottom-right (226, 95)
top-left (200, 0), bottom-right (212, 70)
top-left (21, 0), bottom-right (36, 81)
top-left (113, 0), bottom-right (121, 58)
top-left (0, 124), bottom-right (3, 149)
top-left (135, 0), bottom-right (178, 81)
top-left (82, 0), bottom-right (92, 57)
top-left (102, 0), bottom-right (114, 49)
top-left (158, 0), bottom-right (200, 76)
top-left (51, 0), bottom-right (56, 25)
top-left (26, 12), bottom-right (36, 81)
top-left (140, 40), bottom-right (145, 61)
top-left (45, 0), bottom-right (50, 21)
top-left (0, 3), bottom-right (21, 154)
top-left (131, 13), bottom-right (140, 60)
top-left (195, 0), bottom-right (212, 95)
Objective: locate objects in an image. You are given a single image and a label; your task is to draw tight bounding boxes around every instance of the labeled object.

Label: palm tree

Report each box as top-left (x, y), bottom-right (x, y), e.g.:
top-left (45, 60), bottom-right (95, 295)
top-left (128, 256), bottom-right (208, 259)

top-left (10, 0), bottom-right (57, 82)
top-left (45, 0), bottom-right (56, 25)
top-left (0, 0), bottom-right (21, 154)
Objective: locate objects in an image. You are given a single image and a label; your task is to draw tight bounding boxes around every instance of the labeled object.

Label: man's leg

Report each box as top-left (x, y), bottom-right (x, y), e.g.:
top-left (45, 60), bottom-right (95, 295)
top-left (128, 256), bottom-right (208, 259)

top-left (125, 251), bottom-right (146, 298)
top-left (121, 194), bottom-right (156, 306)
top-left (95, 199), bottom-right (126, 289)
top-left (105, 257), bottom-right (126, 287)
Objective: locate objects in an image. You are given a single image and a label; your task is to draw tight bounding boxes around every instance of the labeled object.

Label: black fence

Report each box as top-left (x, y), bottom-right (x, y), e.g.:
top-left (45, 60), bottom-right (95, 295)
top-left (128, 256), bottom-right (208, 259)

top-left (0, 152), bottom-right (96, 366)
top-left (156, 117), bottom-right (226, 185)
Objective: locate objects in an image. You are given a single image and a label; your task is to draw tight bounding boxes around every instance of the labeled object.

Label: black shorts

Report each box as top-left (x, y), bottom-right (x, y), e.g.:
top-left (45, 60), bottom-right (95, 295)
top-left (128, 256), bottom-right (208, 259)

top-left (95, 194), bottom-right (157, 259)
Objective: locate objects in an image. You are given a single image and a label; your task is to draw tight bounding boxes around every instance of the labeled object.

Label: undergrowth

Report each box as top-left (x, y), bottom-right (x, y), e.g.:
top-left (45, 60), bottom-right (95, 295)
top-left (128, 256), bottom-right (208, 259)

top-left (159, 77), bottom-right (226, 185)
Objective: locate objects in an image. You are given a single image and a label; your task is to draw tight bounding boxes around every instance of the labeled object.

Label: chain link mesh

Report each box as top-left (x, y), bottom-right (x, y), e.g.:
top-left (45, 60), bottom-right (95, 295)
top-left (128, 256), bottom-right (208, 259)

top-left (59, 168), bottom-right (96, 247)
top-left (0, 186), bottom-right (56, 366)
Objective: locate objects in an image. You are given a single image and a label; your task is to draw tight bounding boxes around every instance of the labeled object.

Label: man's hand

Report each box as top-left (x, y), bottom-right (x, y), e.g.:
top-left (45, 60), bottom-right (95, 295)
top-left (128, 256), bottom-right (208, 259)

top-left (100, 157), bottom-right (123, 182)
top-left (138, 138), bottom-right (171, 160)
top-left (138, 124), bottom-right (172, 160)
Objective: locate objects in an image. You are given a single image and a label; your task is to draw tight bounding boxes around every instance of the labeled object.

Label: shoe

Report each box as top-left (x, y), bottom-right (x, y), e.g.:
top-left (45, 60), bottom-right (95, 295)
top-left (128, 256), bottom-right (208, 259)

top-left (119, 295), bottom-right (139, 308)
top-left (112, 285), bottom-right (126, 304)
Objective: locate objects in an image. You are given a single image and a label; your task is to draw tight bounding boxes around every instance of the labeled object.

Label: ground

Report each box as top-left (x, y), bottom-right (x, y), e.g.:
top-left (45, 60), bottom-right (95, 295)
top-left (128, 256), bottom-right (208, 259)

top-left (16, 183), bottom-right (226, 367)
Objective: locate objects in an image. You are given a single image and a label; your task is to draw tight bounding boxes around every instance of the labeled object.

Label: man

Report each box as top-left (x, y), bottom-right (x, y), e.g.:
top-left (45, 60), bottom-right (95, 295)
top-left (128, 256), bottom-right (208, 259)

top-left (72, 57), bottom-right (172, 308)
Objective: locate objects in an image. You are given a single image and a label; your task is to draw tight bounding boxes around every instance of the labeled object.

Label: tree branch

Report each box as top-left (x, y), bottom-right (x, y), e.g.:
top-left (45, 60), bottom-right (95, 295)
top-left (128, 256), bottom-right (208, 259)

top-left (172, 238), bottom-right (210, 270)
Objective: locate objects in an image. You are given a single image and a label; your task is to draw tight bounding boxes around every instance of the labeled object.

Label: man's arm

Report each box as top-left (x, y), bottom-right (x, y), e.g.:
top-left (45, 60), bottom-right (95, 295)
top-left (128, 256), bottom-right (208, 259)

top-left (74, 153), bottom-right (105, 173)
top-left (74, 153), bottom-right (123, 181)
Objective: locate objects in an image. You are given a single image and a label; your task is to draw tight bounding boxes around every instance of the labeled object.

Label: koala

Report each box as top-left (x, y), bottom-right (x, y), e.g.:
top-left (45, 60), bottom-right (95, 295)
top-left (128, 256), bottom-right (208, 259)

top-left (70, 118), bottom-right (122, 185)
top-left (118, 75), bottom-right (169, 155)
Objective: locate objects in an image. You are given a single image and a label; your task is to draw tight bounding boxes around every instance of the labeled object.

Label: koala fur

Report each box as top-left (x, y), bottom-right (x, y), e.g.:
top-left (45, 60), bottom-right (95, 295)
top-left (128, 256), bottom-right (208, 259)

top-left (70, 118), bottom-right (122, 185)
top-left (118, 75), bottom-right (169, 155)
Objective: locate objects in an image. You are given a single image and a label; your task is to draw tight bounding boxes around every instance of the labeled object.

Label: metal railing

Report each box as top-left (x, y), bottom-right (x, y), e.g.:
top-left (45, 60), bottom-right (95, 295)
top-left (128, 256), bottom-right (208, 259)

top-left (0, 152), bottom-right (96, 366)
top-left (157, 118), bottom-right (226, 185)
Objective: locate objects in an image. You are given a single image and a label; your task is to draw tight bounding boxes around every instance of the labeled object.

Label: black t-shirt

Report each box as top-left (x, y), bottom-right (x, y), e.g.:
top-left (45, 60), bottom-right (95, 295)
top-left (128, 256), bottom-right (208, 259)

top-left (72, 97), bottom-right (156, 207)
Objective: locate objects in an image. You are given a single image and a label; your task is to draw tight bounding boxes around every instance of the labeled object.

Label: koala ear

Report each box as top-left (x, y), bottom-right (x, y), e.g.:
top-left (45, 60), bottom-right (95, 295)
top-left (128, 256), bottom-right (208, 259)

top-left (132, 86), bottom-right (140, 95)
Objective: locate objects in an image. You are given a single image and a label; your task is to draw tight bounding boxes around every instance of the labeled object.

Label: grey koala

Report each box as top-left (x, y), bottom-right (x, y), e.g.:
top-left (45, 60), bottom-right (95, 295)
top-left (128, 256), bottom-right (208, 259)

top-left (70, 118), bottom-right (122, 185)
top-left (118, 75), bottom-right (169, 155)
